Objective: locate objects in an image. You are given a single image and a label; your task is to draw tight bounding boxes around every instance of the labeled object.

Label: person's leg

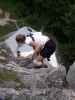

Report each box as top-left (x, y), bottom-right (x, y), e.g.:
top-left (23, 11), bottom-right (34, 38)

top-left (17, 51), bottom-right (20, 57)
top-left (36, 54), bottom-right (44, 63)
top-left (33, 54), bottom-right (44, 66)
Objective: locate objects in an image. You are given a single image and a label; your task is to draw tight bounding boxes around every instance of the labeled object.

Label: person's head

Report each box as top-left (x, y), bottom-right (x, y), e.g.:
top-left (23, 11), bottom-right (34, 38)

top-left (16, 34), bottom-right (26, 45)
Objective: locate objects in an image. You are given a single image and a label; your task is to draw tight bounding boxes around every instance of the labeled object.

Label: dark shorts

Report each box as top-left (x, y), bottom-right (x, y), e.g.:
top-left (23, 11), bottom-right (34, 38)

top-left (40, 39), bottom-right (56, 60)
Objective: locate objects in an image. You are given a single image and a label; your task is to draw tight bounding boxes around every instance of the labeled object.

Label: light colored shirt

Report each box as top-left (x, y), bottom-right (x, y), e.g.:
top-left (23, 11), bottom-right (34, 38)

top-left (26, 34), bottom-right (49, 46)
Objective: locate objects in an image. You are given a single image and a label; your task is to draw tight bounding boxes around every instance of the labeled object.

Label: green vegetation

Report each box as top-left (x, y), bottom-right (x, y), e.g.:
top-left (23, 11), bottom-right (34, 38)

top-left (0, 69), bottom-right (25, 90)
top-left (0, 22), bottom-right (17, 41)
top-left (0, 23), bottom-right (16, 36)
top-left (0, 70), bottom-right (18, 81)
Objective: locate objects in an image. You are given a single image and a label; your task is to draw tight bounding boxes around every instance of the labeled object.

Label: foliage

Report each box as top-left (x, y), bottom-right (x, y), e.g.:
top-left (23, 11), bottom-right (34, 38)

top-left (0, 69), bottom-right (25, 90)
top-left (0, 22), bottom-right (16, 40)
top-left (0, 70), bottom-right (18, 81)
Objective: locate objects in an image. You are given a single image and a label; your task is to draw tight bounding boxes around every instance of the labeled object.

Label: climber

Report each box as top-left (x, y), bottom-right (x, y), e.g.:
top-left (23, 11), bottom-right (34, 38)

top-left (15, 33), bottom-right (56, 64)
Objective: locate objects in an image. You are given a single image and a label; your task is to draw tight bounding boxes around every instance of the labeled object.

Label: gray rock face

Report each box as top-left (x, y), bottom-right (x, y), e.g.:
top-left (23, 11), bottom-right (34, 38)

top-left (46, 87), bottom-right (69, 100)
top-left (0, 88), bottom-right (19, 100)
top-left (0, 81), bottom-right (16, 88)
top-left (0, 43), bottom-right (14, 64)
top-left (14, 88), bottom-right (68, 100)
top-left (0, 42), bottom-right (75, 100)
top-left (45, 66), bottom-right (66, 89)
top-left (67, 62), bottom-right (75, 90)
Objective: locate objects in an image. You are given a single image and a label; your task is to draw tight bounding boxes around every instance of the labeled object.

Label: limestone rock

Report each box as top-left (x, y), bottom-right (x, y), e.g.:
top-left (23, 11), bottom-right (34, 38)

top-left (67, 62), bottom-right (75, 90)
top-left (45, 65), bottom-right (66, 89)
top-left (0, 41), bottom-right (74, 100)
top-left (0, 88), bottom-right (19, 100)
top-left (46, 87), bottom-right (69, 100)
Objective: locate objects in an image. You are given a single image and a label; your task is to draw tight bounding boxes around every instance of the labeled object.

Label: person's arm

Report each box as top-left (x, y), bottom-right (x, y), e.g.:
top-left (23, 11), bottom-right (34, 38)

top-left (32, 41), bottom-right (43, 55)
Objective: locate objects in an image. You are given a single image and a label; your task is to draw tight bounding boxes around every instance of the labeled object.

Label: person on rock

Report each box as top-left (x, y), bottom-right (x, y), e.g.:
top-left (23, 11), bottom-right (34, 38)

top-left (16, 34), bottom-right (26, 57)
top-left (15, 34), bottom-right (56, 64)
